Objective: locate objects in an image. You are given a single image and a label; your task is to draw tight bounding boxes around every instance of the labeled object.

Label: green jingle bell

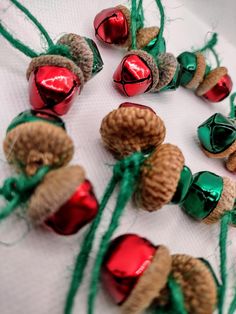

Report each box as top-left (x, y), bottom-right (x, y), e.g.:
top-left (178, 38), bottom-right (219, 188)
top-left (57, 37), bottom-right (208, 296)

top-left (177, 52), bottom-right (198, 86)
top-left (198, 113), bottom-right (236, 155)
top-left (171, 166), bottom-right (193, 204)
top-left (159, 63), bottom-right (182, 92)
top-left (84, 37), bottom-right (104, 76)
top-left (142, 36), bottom-right (166, 55)
top-left (7, 110), bottom-right (65, 133)
top-left (181, 171), bottom-right (223, 220)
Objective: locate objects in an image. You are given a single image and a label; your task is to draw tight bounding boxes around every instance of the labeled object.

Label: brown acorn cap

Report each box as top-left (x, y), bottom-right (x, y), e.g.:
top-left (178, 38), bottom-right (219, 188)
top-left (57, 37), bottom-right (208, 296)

top-left (226, 149), bottom-right (236, 172)
top-left (203, 176), bottom-right (236, 224)
top-left (156, 254), bottom-right (217, 314)
top-left (121, 245), bottom-right (171, 314)
top-left (136, 144), bottom-right (185, 211)
top-left (126, 50), bottom-right (159, 92)
top-left (100, 106), bottom-right (166, 158)
top-left (57, 33), bottom-right (93, 82)
top-left (135, 27), bottom-right (159, 50)
top-left (116, 5), bottom-right (131, 48)
top-left (26, 54), bottom-right (85, 89)
top-left (28, 165), bottom-right (85, 225)
top-left (201, 140), bottom-right (236, 159)
top-left (185, 52), bottom-right (206, 90)
top-left (3, 121), bottom-right (74, 176)
top-left (196, 67), bottom-right (228, 96)
top-left (153, 53), bottom-right (178, 92)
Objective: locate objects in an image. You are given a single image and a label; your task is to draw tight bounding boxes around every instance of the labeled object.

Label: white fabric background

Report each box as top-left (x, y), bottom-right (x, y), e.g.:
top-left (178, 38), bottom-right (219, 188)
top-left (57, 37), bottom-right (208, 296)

top-left (0, 1), bottom-right (236, 313)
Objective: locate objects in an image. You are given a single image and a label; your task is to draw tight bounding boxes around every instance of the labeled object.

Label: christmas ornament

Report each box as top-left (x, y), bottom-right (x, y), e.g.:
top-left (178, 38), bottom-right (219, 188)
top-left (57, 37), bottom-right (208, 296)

top-left (102, 234), bottom-right (217, 314)
top-left (0, 0), bottom-right (103, 116)
top-left (112, 0), bottom-right (168, 97)
top-left (198, 93), bottom-right (236, 172)
top-left (178, 33), bottom-right (233, 102)
top-left (29, 166), bottom-right (98, 235)
top-left (64, 103), bottom-right (236, 314)
top-left (94, 2), bottom-right (159, 49)
top-left (0, 111), bottom-right (99, 236)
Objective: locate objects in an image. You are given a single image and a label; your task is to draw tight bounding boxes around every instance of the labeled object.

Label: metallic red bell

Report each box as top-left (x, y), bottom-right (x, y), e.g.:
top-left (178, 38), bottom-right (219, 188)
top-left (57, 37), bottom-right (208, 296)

top-left (101, 234), bottom-right (157, 304)
top-left (45, 180), bottom-right (98, 235)
top-left (119, 102), bottom-right (156, 113)
top-left (113, 54), bottom-right (153, 97)
top-left (29, 65), bottom-right (81, 116)
top-left (94, 7), bottom-right (129, 45)
top-left (203, 74), bottom-right (233, 102)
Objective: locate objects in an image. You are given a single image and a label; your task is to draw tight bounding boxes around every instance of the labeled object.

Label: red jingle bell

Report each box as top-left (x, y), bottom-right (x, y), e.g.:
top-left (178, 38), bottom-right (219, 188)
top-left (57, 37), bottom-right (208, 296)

top-left (101, 234), bottom-right (156, 304)
top-left (94, 7), bottom-right (129, 45)
top-left (203, 74), bottom-right (233, 102)
top-left (113, 54), bottom-right (153, 97)
top-left (45, 180), bottom-right (98, 236)
top-left (119, 102), bottom-right (156, 114)
top-left (29, 65), bottom-right (81, 116)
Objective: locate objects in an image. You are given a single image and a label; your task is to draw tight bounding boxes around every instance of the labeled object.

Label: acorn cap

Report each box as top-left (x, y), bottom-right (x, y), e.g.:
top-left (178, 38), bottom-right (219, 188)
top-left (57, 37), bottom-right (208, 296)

top-left (121, 245), bottom-right (171, 314)
top-left (26, 54), bottom-right (85, 89)
top-left (203, 176), bottom-right (236, 224)
top-left (201, 140), bottom-right (236, 159)
top-left (135, 27), bottom-right (159, 50)
top-left (136, 144), bottom-right (185, 211)
top-left (116, 5), bottom-right (131, 48)
top-left (153, 53), bottom-right (178, 91)
top-left (226, 150), bottom-right (236, 172)
top-left (196, 67), bottom-right (228, 96)
top-left (185, 52), bottom-right (206, 90)
top-left (157, 254), bottom-right (217, 314)
top-left (100, 106), bottom-right (166, 158)
top-left (57, 33), bottom-right (94, 82)
top-left (3, 121), bottom-right (74, 176)
top-left (126, 50), bottom-right (159, 92)
top-left (28, 165), bottom-right (85, 225)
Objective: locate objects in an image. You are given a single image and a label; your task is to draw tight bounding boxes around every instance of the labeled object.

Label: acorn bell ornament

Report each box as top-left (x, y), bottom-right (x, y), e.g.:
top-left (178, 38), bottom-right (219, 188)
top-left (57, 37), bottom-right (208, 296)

top-left (108, 0), bottom-right (180, 97)
top-left (102, 234), bottom-right (217, 314)
top-left (64, 102), bottom-right (236, 313)
top-left (94, 3), bottom-right (159, 50)
top-left (0, 111), bottom-right (99, 236)
top-left (178, 33), bottom-right (233, 102)
top-left (0, 0), bottom-right (103, 116)
top-left (198, 93), bottom-right (236, 172)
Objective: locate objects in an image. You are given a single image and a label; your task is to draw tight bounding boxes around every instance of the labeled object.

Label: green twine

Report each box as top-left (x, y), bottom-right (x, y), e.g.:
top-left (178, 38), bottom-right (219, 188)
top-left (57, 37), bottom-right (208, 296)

top-left (0, 166), bottom-right (49, 220)
top-left (137, 0), bottom-right (144, 30)
top-left (218, 209), bottom-right (236, 314)
top-left (196, 33), bottom-right (220, 67)
top-left (153, 276), bottom-right (188, 314)
top-left (229, 92), bottom-right (236, 119)
top-left (150, 0), bottom-right (165, 57)
top-left (64, 152), bottom-right (146, 314)
top-left (131, 0), bottom-right (138, 50)
top-left (0, 0), bottom-right (72, 60)
top-left (130, 0), bottom-right (165, 55)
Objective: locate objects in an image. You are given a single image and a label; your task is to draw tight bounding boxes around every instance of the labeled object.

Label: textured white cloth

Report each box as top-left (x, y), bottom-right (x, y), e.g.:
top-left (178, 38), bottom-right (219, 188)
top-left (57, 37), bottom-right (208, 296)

top-left (0, 1), bottom-right (236, 313)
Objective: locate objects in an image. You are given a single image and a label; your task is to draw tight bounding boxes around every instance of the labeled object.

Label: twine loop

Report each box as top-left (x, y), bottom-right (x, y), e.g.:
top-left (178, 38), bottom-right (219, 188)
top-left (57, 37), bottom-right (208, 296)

top-left (43, 44), bottom-right (73, 60)
top-left (0, 166), bottom-right (50, 221)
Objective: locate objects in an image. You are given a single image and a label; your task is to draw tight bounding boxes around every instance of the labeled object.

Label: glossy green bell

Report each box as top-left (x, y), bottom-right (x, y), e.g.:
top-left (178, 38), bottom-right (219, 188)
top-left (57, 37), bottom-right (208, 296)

top-left (171, 166), bottom-right (193, 204)
top-left (177, 51), bottom-right (197, 86)
top-left (142, 36), bottom-right (166, 55)
top-left (7, 110), bottom-right (65, 133)
top-left (84, 37), bottom-right (103, 76)
top-left (198, 113), bottom-right (236, 154)
top-left (160, 63), bottom-right (182, 92)
top-left (181, 171), bottom-right (223, 220)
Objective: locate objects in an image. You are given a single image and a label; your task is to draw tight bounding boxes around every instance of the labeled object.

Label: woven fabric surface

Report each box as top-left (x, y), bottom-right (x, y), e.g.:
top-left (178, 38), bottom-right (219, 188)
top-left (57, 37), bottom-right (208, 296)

top-left (0, 0), bottom-right (236, 313)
